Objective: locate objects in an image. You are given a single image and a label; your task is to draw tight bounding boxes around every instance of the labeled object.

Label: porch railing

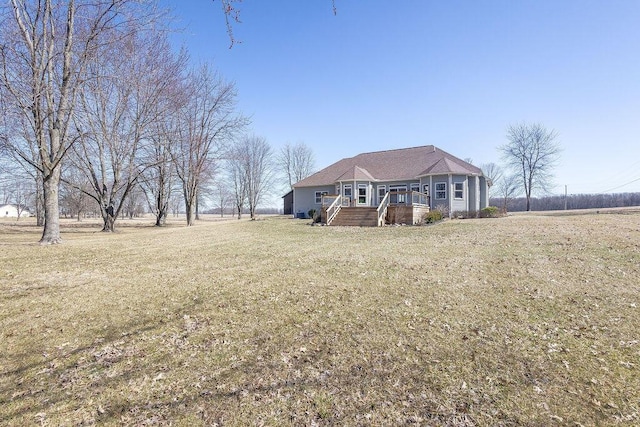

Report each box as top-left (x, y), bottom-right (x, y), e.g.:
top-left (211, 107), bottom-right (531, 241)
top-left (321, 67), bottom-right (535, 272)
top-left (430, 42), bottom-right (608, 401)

top-left (411, 191), bottom-right (429, 206)
top-left (324, 194), bottom-right (343, 225)
top-left (376, 191), bottom-right (390, 226)
top-left (389, 191), bottom-right (429, 206)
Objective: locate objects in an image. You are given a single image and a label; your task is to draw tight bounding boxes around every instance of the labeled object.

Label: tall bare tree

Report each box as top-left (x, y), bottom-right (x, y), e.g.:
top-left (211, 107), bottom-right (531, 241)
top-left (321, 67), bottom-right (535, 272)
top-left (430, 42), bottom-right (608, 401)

top-left (172, 65), bottom-right (246, 226)
top-left (0, 0), bottom-right (158, 243)
top-left (70, 23), bottom-right (180, 232)
top-left (140, 122), bottom-right (178, 226)
top-left (227, 154), bottom-right (247, 219)
top-left (278, 141), bottom-right (315, 189)
top-left (231, 135), bottom-right (274, 220)
top-left (500, 123), bottom-right (561, 211)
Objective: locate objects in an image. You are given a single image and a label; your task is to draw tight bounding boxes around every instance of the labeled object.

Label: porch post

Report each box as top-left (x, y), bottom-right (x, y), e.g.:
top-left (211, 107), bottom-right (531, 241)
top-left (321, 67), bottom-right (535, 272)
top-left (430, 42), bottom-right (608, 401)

top-left (448, 174), bottom-right (453, 218)
top-left (429, 176), bottom-right (433, 209)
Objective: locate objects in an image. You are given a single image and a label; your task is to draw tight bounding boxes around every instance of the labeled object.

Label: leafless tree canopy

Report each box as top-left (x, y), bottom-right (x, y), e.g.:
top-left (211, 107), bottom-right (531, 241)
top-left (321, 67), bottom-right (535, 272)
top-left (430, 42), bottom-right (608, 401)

top-left (500, 123), bottom-right (561, 211)
top-left (228, 135), bottom-right (274, 220)
top-left (481, 162), bottom-right (503, 198)
top-left (0, 0), bottom-right (163, 243)
top-left (278, 142), bottom-right (315, 189)
top-left (69, 23), bottom-right (183, 232)
top-left (172, 65), bottom-right (247, 226)
top-left (215, 0), bottom-right (337, 48)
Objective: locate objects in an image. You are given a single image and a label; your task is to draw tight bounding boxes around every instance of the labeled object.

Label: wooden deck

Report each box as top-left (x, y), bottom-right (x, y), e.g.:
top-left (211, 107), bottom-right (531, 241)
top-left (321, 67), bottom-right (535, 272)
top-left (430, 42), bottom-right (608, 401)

top-left (323, 205), bottom-right (429, 227)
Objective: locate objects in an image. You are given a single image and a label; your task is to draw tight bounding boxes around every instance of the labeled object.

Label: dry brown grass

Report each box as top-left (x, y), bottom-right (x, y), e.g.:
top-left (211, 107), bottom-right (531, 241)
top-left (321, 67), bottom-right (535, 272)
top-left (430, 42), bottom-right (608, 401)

top-left (1, 213), bottom-right (639, 426)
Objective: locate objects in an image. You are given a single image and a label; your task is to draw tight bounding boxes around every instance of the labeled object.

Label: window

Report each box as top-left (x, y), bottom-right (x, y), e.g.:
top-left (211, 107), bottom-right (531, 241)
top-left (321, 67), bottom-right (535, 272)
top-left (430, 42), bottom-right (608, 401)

top-left (377, 185), bottom-right (386, 204)
top-left (343, 184), bottom-right (352, 200)
top-left (389, 184), bottom-right (407, 204)
top-left (454, 182), bottom-right (464, 199)
top-left (358, 184), bottom-right (367, 204)
top-left (422, 184), bottom-right (429, 196)
top-left (315, 191), bottom-right (328, 204)
top-left (435, 182), bottom-right (446, 200)
top-left (410, 183), bottom-right (420, 193)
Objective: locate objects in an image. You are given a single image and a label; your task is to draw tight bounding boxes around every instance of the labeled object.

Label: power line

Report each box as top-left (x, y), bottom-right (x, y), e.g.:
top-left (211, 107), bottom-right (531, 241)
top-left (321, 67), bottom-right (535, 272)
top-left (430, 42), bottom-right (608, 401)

top-left (598, 176), bottom-right (640, 194)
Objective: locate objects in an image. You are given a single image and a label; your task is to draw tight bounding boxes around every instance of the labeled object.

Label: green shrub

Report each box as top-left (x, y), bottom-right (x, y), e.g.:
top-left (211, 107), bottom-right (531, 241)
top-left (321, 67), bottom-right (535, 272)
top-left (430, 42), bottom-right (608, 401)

top-left (479, 206), bottom-right (500, 218)
top-left (308, 209), bottom-right (316, 220)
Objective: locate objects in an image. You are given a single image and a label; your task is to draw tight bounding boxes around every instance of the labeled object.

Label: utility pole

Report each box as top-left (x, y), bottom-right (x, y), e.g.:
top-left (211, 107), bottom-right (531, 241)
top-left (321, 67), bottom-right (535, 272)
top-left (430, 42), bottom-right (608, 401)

top-left (564, 185), bottom-right (568, 210)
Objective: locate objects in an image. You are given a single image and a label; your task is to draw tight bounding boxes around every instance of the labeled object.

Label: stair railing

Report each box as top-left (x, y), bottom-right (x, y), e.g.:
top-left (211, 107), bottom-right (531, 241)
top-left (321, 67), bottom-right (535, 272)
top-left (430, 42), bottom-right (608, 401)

top-left (376, 192), bottom-right (390, 226)
top-left (325, 194), bottom-right (342, 225)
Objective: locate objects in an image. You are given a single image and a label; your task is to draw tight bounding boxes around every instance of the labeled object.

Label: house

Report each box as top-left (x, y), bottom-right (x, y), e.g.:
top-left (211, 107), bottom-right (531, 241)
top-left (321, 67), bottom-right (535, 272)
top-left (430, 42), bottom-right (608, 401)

top-left (0, 204), bottom-right (31, 218)
top-left (292, 145), bottom-right (490, 226)
top-left (282, 190), bottom-right (293, 215)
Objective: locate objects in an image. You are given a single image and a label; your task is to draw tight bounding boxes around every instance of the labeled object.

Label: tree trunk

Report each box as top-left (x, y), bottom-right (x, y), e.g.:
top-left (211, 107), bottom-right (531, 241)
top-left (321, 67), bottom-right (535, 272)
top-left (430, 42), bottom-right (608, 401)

top-left (185, 194), bottom-right (196, 226)
top-left (101, 206), bottom-right (116, 232)
top-left (40, 167), bottom-right (62, 245)
top-left (195, 191), bottom-right (200, 220)
top-left (155, 187), bottom-right (168, 226)
top-left (102, 215), bottom-right (115, 232)
top-left (35, 175), bottom-right (45, 226)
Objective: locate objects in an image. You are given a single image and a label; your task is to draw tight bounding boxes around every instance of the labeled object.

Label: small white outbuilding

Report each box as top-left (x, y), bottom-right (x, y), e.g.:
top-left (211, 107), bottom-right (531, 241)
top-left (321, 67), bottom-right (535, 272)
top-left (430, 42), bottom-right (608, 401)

top-left (0, 204), bottom-right (31, 218)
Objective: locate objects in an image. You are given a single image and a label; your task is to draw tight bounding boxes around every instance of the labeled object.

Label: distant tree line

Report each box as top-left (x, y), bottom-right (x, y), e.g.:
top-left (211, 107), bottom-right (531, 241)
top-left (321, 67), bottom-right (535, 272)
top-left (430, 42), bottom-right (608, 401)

top-left (490, 192), bottom-right (640, 212)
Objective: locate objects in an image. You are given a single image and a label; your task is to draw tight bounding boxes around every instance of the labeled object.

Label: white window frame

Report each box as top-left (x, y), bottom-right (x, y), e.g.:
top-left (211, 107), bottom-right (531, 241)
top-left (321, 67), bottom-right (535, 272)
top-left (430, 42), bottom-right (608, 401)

top-left (435, 182), bottom-right (447, 200)
top-left (454, 182), bottom-right (464, 200)
top-left (422, 184), bottom-right (429, 196)
top-left (389, 184), bottom-right (407, 204)
top-left (377, 185), bottom-right (386, 204)
top-left (357, 184), bottom-right (368, 205)
top-left (315, 191), bottom-right (328, 204)
top-left (343, 184), bottom-right (352, 202)
top-left (410, 183), bottom-right (420, 193)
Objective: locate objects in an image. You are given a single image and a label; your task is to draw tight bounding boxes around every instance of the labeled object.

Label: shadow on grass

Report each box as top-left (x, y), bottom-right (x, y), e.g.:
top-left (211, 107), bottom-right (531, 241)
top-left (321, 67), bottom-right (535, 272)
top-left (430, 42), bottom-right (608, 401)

top-left (0, 296), bottom-right (205, 425)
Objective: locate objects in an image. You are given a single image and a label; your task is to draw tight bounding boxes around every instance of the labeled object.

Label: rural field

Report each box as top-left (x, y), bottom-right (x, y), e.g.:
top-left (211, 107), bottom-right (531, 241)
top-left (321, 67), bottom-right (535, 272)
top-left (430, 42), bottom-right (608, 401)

top-left (1, 213), bottom-right (639, 426)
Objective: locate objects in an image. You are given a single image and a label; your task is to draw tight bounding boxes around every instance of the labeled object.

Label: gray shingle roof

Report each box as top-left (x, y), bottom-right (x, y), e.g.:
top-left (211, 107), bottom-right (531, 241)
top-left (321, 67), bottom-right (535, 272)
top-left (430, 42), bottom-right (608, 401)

top-left (293, 145), bottom-right (483, 188)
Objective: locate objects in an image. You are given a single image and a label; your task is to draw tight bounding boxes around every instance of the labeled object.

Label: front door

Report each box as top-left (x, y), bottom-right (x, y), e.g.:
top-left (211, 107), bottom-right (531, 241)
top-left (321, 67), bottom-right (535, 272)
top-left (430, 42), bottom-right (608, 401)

top-left (357, 184), bottom-right (368, 205)
top-left (343, 184), bottom-right (352, 205)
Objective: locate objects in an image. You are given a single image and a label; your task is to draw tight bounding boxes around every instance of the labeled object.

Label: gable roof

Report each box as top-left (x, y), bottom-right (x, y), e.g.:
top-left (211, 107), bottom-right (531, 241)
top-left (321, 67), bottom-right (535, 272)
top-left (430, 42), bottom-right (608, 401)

top-left (293, 145), bottom-right (483, 188)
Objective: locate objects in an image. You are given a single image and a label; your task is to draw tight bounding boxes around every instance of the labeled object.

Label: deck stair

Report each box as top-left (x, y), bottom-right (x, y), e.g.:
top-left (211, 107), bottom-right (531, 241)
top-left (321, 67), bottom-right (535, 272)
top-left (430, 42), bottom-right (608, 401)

top-left (329, 207), bottom-right (379, 227)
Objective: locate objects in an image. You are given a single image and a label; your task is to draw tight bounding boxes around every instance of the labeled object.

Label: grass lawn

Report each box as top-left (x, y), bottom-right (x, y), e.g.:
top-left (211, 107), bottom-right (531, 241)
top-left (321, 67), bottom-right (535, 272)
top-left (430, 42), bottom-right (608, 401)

top-left (1, 213), bottom-right (639, 426)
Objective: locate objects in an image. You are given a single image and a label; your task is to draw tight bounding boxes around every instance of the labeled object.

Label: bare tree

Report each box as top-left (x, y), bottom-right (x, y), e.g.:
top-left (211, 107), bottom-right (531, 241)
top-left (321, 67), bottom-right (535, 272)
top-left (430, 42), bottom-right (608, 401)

top-left (60, 165), bottom-right (91, 220)
top-left (123, 185), bottom-right (145, 219)
top-left (70, 23), bottom-right (179, 232)
top-left (213, 179), bottom-right (232, 217)
top-left (227, 154), bottom-right (247, 219)
top-left (481, 162), bottom-right (503, 198)
top-left (500, 123), bottom-right (561, 211)
top-left (0, 0), bottom-right (159, 243)
top-left (133, 48), bottom-right (187, 227)
top-left (278, 142), bottom-right (315, 189)
top-left (231, 135), bottom-right (274, 220)
top-left (139, 124), bottom-right (178, 226)
top-left (172, 65), bottom-right (246, 226)
top-left (496, 173), bottom-right (521, 212)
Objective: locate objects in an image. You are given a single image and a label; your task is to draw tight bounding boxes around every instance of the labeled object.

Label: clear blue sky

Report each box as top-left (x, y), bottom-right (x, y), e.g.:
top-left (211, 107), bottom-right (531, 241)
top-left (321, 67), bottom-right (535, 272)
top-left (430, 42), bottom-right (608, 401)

top-left (166, 0), bottom-right (640, 196)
